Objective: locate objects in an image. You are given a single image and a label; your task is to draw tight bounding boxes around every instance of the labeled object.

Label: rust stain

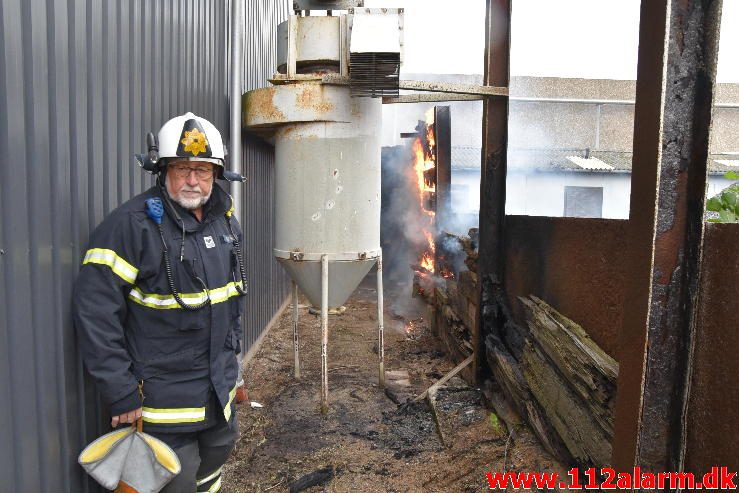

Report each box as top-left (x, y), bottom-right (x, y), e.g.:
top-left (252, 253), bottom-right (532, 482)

top-left (685, 224), bottom-right (739, 473)
top-left (244, 86), bottom-right (286, 126)
top-left (503, 216), bottom-right (628, 359)
top-left (295, 85), bottom-right (334, 115)
top-left (653, 172), bottom-right (688, 285)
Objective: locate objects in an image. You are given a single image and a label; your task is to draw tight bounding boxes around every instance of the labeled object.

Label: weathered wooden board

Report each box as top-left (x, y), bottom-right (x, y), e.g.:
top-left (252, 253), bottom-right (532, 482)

top-left (522, 339), bottom-right (613, 466)
top-left (485, 338), bottom-right (571, 461)
top-left (520, 296), bottom-right (618, 438)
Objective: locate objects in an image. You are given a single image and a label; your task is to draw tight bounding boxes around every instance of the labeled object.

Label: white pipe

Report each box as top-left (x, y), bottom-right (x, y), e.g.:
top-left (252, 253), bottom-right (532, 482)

top-left (292, 281), bottom-right (300, 379)
top-left (230, 0), bottom-right (243, 217)
top-left (230, 0), bottom-right (245, 383)
top-left (377, 254), bottom-right (385, 389)
top-left (320, 254), bottom-right (329, 414)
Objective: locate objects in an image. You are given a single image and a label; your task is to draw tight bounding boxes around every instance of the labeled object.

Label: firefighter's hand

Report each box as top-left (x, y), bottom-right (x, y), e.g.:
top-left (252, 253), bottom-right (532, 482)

top-left (111, 407), bottom-right (143, 427)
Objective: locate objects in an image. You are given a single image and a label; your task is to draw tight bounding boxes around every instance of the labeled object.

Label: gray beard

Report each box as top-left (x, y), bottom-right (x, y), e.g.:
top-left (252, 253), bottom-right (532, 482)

top-left (172, 190), bottom-right (211, 210)
top-left (165, 175), bottom-right (213, 210)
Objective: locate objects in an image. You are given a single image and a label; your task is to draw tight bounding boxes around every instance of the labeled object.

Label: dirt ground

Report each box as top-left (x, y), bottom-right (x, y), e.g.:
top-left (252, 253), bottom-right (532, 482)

top-left (222, 275), bottom-right (564, 492)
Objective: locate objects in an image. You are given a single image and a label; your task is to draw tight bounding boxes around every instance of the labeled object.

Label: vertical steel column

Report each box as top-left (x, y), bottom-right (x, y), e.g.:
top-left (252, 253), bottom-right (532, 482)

top-left (377, 254), bottom-right (386, 389)
top-left (434, 106), bottom-right (452, 233)
top-left (292, 281), bottom-right (300, 379)
top-left (477, 0), bottom-right (511, 380)
top-left (613, 0), bottom-right (722, 473)
top-left (320, 254), bottom-right (329, 414)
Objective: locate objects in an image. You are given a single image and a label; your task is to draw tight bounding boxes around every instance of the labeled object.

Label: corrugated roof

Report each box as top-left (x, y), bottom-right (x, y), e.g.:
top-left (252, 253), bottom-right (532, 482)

top-left (451, 146), bottom-right (482, 169)
top-left (567, 156), bottom-right (614, 171)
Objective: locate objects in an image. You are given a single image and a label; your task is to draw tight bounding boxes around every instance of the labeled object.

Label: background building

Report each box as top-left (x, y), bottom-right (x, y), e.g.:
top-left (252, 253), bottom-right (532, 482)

top-left (384, 75), bottom-right (739, 220)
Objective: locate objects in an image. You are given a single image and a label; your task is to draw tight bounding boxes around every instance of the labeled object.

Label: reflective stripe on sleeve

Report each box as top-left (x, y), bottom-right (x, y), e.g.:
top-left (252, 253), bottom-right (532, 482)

top-left (196, 467), bottom-right (222, 487)
top-left (128, 281), bottom-right (243, 309)
top-left (141, 406), bottom-right (206, 424)
top-left (223, 384), bottom-right (238, 422)
top-left (83, 248), bottom-right (139, 284)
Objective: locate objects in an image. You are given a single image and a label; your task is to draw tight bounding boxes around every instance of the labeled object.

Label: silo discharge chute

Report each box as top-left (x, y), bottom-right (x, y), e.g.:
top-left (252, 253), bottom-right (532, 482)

top-left (243, 2), bottom-right (403, 413)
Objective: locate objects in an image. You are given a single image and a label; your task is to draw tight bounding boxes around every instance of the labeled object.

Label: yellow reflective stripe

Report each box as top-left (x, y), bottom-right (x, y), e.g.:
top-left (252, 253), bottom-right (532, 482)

top-left (83, 248), bottom-right (138, 284)
top-left (196, 467), bottom-right (222, 486)
top-left (198, 476), bottom-right (222, 493)
top-left (141, 406), bottom-right (206, 424)
top-left (128, 281), bottom-right (243, 309)
top-left (226, 195), bottom-right (235, 217)
top-left (223, 384), bottom-right (238, 422)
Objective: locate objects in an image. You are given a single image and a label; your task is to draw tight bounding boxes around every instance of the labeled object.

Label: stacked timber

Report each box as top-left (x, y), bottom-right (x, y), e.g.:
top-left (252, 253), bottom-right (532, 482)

top-left (519, 296), bottom-right (619, 466)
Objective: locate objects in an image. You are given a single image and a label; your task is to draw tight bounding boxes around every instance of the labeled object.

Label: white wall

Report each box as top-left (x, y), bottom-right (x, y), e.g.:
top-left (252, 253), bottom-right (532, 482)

top-left (451, 170), bottom-right (736, 220)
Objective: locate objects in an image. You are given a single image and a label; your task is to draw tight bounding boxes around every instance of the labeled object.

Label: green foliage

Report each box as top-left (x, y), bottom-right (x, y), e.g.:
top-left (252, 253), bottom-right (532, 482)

top-left (488, 412), bottom-right (502, 433)
top-left (706, 173), bottom-right (739, 223)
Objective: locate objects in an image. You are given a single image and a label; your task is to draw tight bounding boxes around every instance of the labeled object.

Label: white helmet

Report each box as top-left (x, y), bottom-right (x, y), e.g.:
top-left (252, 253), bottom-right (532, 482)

top-left (157, 112), bottom-right (225, 172)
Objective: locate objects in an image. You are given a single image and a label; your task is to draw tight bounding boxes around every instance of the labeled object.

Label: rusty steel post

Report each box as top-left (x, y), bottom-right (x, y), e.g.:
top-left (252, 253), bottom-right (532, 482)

top-left (292, 280), bottom-right (300, 379)
top-left (477, 0), bottom-right (511, 381)
top-left (612, 0), bottom-right (723, 473)
top-left (376, 255), bottom-right (385, 389)
top-left (320, 254), bottom-right (329, 414)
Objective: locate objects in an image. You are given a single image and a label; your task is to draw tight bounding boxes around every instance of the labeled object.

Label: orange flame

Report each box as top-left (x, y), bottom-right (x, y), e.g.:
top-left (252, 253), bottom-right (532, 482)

top-left (421, 252), bottom-right (434, 273)
top-left (411, 113), bottom-right (438, 277)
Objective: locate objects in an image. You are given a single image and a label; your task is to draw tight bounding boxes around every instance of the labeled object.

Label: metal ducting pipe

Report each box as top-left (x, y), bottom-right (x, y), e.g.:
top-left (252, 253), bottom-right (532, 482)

top-left (230, 0), bottom-right (245, 388)
top-left (230, 0), bottom-right (243, 220)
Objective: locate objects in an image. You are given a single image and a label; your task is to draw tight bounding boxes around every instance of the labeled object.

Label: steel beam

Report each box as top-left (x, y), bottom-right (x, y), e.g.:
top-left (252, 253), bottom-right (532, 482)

top-left (613, 0), bottom-right (723, 473)
top-left (399, 80), bottom-right (507, 97)
top-left (383, 94), bottom-right (483, 104)
top-left (477, 0), bottom-right (511, 381)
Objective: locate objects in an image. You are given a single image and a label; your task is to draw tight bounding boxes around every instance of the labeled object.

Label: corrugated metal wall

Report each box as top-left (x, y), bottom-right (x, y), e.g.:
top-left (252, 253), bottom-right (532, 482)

top-left (0, 1), bottom-right (289, 491)
top-left (239, 0), bottom-right (291, 349)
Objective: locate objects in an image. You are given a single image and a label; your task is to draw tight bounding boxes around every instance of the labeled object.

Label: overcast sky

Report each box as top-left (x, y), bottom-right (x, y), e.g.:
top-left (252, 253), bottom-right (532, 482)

top-left (364, 0), bottom-right (739, 82)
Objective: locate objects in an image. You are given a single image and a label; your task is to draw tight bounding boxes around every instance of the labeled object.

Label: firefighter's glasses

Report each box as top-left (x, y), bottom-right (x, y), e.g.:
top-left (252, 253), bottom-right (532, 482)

top-left (169, 165), bottom-right (215, 179)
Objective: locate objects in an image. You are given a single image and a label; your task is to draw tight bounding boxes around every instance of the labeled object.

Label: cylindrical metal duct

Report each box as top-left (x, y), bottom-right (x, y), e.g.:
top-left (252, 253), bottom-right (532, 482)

top-left (273, 92), bottom-right (381, 308)
top-left (243, 15), bottom-right (382, 309)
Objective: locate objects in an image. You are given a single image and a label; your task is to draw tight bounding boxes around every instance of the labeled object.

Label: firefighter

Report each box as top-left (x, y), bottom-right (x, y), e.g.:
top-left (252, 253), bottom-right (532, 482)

top-left (73, 112), bottom-right (247, 493)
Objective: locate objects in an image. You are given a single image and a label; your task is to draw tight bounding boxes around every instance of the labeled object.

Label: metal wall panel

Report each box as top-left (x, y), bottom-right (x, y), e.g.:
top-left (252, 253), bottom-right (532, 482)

top-left (238, 0), bottom-right (292, 349)
top-left (0, 1), bottom-right (289, 491)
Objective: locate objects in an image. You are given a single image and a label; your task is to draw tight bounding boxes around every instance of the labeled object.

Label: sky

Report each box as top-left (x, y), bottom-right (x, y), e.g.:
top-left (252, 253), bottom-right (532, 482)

top-left (363, 0), bottom-right (739, 82)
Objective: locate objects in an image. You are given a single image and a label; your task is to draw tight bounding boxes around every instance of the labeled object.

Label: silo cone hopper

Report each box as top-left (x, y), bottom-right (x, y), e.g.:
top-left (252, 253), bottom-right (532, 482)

top-left (243, 6), bottom-right (403, 413)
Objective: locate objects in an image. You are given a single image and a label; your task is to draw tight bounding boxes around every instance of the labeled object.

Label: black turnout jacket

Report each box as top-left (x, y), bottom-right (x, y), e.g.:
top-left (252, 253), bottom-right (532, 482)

top-left (73, 183), bottom-right (245, 433)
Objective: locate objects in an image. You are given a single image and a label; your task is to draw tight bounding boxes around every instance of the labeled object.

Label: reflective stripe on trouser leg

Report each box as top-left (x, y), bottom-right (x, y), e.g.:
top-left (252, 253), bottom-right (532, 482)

top-left (195, 416), bottom-right (238, 493)
top-left (197, 474), bottom-right (222, 493)
top-left (197, 467), bottom-right (222, 492)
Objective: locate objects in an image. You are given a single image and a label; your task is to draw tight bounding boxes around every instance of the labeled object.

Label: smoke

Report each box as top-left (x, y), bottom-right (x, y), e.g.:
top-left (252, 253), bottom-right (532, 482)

top-left (380, 143), bottom-right (436, 316)
top-left (381, 144), bottom-right (426, 276)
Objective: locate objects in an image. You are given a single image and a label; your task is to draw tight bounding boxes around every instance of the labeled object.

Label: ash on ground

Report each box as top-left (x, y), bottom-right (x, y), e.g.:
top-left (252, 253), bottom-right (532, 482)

top-left (222, 275), bottom-right (565, 493)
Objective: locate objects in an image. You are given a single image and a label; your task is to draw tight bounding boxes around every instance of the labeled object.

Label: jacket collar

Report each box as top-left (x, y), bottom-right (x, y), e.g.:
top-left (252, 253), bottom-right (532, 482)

top-left (157, 183), bottom-right (233, 233)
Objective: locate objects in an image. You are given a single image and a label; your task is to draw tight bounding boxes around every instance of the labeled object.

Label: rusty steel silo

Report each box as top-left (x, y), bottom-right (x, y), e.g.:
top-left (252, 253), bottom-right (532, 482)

top-left (243, 3), bottom-right (403, 413)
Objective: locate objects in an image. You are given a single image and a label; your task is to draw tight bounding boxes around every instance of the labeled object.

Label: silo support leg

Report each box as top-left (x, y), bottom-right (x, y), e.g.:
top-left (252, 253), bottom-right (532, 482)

top-left (377, 255), bottom-right (385, 389)
top-left (292, 281), bottom-right (300, 379)
top-left (320, 255), bottom-right (329, 414)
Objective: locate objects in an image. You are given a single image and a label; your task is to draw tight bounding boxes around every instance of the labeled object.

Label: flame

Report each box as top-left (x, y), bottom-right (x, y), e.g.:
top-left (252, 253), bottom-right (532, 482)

top-left (411, 112), bottom-right (439, 278)
top-left (421, 251), bottom-right (434, 273)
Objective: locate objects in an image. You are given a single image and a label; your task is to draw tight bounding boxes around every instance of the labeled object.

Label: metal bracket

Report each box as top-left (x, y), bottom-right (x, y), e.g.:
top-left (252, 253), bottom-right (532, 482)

top-left (286, 16), bottom-right (298, 78)
top-left (293, 0), bottom-right (363, 11)
top-left (274, 249), bottom-right (381, 262)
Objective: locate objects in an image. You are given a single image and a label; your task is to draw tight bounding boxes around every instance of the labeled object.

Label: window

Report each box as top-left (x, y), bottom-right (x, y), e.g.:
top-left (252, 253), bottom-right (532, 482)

top-left (564, 186), bottom-right (603, 218)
